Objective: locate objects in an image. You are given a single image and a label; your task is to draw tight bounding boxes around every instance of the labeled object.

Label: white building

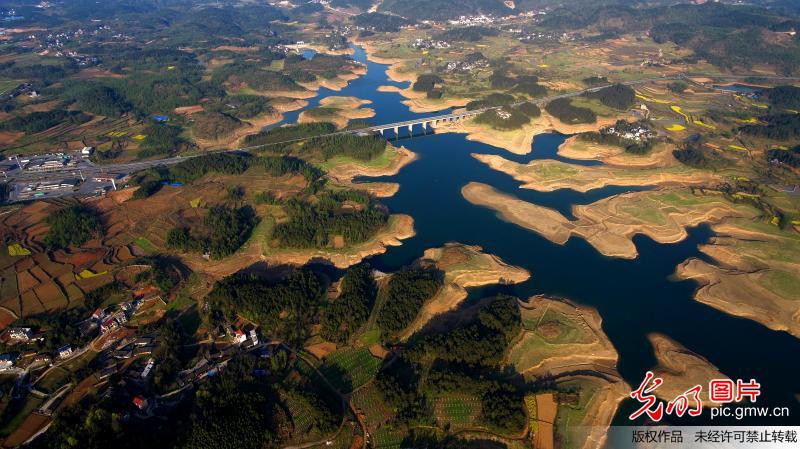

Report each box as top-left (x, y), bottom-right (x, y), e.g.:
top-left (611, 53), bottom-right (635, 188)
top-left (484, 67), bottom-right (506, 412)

top-left (57, 344), bottom-right (73, 359)
top-left (6, 327), bottom-right (33, 342)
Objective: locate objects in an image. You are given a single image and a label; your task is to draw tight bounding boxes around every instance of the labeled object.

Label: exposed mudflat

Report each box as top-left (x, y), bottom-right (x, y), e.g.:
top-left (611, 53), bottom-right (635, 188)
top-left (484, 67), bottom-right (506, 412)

top-left (462, 182), bottom-right (755, 259)
top-left (648, 333), bottom-right (730, 407)
top-left (437, 112), bottom-right (625, 155)
top-left (675, 220), bottom-right (800, 339)
top-left (557, 136), bottom-right (679, 168)
top-left (507, 295), bottom-right (619, 377)
top-left (472, 152), bottom-right (718, 192)
top-left (297, 95), bottom-right (375, 129)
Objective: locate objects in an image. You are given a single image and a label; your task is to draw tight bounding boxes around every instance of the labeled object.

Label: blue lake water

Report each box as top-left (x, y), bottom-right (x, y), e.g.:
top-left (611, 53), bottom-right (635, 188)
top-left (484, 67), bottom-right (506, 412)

top-left (281, 46), bottom-right (800, 427)
top-left (713, 84), bottom-right (762, 94)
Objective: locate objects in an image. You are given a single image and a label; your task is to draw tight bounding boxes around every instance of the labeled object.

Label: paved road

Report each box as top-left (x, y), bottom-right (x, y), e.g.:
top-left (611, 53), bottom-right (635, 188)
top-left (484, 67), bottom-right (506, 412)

top-left (3, 72), bottom-right (799, 199)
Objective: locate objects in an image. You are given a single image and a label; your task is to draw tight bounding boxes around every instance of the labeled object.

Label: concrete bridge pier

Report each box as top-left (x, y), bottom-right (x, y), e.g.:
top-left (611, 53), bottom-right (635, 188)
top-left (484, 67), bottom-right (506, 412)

top-left (394, 126), bottom-right (399, 139)
top-left (408, 124), bottom-right (414, 136)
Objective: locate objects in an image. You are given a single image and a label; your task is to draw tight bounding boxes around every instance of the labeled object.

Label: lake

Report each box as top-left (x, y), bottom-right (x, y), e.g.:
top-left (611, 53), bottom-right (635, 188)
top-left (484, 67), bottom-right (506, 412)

top-left (281, 45), bottom-right (800, 427)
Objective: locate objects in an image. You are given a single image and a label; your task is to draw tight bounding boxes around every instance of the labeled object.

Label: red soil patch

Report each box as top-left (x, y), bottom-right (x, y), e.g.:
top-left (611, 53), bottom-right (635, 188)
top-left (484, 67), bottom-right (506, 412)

top-left (65, 284), bottom-right (85, 305)
top-left (2, 412), bottom-right (51, 447)
top-left (61, 376), bottom-right (98, 408)
top-left (20, 289), bottom-right (44, 316)
top-left (116, 245), bottom-right (134, 262)
top-left (306, 341), bottom-right (337, 360)
top-left (13, 257), bottom-right (35, 272)
top-left (349, 436), bottom-right (364, 449)
top-left (28, 265), bottom-right (49, 284)
top-left (437, 246), bottom-right (470, 268)
top-left (368, 344), bottom-right (389, 359)
top-left (537, 321), bottom-right (563, 341)
top-left (133, 286), bottom-right (160, 299)
top-left (174, 105), bottom-right (204, 115)
top-left (33, 282), bottom-right (66, 310)
top-left (38, 259), bottom-right (72, 279)
top-left (0, 295), bottom-right (21, 317)
top-left (17, 270), bottom-right (40, 292)
top-left (332, 235), bottom-right (345, 249)
top-left (53, 249), bottom-right (104, 267)
top-left (0, 130), bottom-right (23, 145)
top-left (74, 273), bottom-right (113, 292)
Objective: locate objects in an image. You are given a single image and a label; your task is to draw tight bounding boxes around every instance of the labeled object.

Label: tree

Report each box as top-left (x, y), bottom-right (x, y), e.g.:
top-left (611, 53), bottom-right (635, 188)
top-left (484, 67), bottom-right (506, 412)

top-left (545, 98), bottom-right (596, 124)
top-left (320, 264), bottom-right (377, 344)
top-left (584, 83), bottom-right (635, 110)
top-left (376, 267), bottom-right (443, 340)
top-left (207, 268), bottom-right (324, 344)
top-left (44, 204), bottom-right (103, 249)
top-left (413, 74), bottom-right (444, 93)
top-left (192, 112), bottom-right (242, 140)
top-left (410, 295), bottom-right (521, 366)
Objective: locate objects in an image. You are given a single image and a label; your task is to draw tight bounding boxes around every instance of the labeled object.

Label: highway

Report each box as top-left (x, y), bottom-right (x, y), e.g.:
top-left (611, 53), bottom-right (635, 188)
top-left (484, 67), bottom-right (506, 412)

top-left (3, 72), bottom-right (799, 200)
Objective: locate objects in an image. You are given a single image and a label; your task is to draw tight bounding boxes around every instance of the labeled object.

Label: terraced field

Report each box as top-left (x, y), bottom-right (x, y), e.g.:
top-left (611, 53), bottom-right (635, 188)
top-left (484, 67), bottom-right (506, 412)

top-left (319, 347), bottom-right (382, 393)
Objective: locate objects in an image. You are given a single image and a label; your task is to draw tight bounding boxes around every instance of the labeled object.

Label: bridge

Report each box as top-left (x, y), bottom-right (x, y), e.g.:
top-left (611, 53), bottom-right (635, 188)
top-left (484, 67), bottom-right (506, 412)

top-left (346, 73), bottom-right (800, 139)
top-left (5, 72), bottom-right (800, 189)
top-left (348, 75), bottom-right (684, 139)
top-left (360, 110), bottom-right (482, 137)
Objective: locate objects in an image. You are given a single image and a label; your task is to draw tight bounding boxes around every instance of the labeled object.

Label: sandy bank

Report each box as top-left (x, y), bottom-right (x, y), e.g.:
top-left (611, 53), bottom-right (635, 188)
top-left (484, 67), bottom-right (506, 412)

top-left (507, 295), bottom-right (619, 377)
top-left (377, 85), bottom-right (403, 93)
top-left (353, 38), bottom-right (408, 69)
top-left (193, 97), bottom-right (309, 151)
top-left (555, 374), bottom-right (629, 449)
top-left (648, 333), bottom-right (730, 407)
top-left (284, 43), bottom-right (355, 57)
top-left (472, 153), bottom-right (718, 192)
top-left (436, 112), bottom-right (626, 155)
top-left (179, 214), bottom-right (414, 277)
top-left (462, 183), bottom-right (755, 259)
top-left (356, 39), bottom-right (476, 113)
top-left (298, 65), bottom-right (366, 92)
top-left (505, 295), bottom-right (628, 449)
top-left (341, 182), bottom-right (400, 198)
top-left (675, 220), bottom-right (800, 339)
top-left (557, 136), bottom-right (679, 168)
top-left (325, 145), bottom-right (417, 184)
top-left (297, 95), bottom-right (375, 129)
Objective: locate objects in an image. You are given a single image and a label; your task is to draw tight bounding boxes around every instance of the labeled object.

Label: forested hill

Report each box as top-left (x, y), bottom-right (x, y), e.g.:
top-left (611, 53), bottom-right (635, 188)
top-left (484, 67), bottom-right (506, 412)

top-left (378, 0), bottom-right (512, 21)
top-left (538, 2), bottom-right (800, 73)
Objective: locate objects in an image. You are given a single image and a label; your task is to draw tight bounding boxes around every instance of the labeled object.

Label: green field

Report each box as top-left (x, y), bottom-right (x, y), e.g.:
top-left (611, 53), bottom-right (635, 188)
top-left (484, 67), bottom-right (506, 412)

top-left (761, 269), bottom-right (800, 300)
top-left (432, 393), bottom-right (482, 430)
top-left (0, 79), bottom-right (18, 96)
top-left (554, 379), bottom-right (603, 449)
top-left (372, 426), bottom-right (405, 449)
top-left (281, 390), bottom-right (329, 443)
top-left (35, 366), bottom-right (71, 394)
top-left (357, 328), bottom-right (381, 346)
top-left (319, 347), bottom-right (381, 393)
top-left (0, 396), bottom-right (44, 437)
top-left (134, 236), bottom-right (158, 253)
top-left (351, 383), bottom-right (393, 429)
